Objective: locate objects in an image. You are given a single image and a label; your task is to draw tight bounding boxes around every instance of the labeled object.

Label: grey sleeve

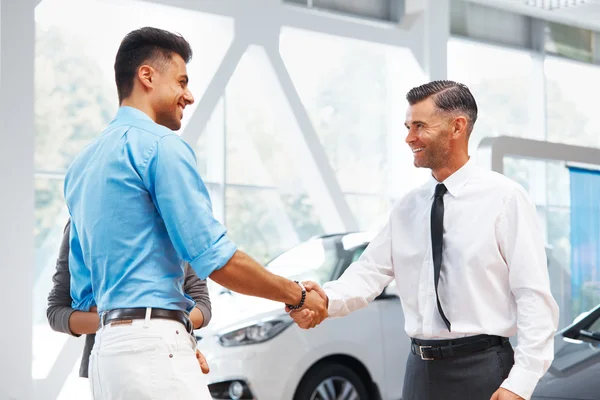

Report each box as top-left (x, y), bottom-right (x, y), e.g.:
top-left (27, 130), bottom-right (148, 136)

top-left (183, 264), bottom-right (212, 328)
top-left (46, 220), bottom-right (80, 337)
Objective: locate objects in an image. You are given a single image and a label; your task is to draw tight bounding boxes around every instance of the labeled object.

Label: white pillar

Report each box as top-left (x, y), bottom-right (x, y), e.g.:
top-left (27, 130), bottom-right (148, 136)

top-left (404, 0), bottom-right (450, 80)
top-left (593, 31), bottom-right (600, 64)
top-left (424, 0), bottom-right (449, 80)
top-left (0, 0), bottom-right (35, 398)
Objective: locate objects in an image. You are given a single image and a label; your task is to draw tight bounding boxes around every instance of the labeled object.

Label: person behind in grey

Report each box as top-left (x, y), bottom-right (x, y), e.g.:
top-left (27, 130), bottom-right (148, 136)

top-left (46, 219), bottom-right (212, 377)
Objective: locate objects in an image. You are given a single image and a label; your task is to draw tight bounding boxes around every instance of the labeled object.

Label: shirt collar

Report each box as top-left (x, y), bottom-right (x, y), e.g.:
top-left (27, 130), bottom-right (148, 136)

top-left (427, 158), bottom-right (476, 199)
top-left (114, 106), bottom-right (155, 123)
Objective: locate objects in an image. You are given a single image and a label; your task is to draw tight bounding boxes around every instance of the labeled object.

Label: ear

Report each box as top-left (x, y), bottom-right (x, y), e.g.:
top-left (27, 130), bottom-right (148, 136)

top-left (137, 65), bottom-right (155, 90)
top-left (451, 115), bottom-right (468, 139)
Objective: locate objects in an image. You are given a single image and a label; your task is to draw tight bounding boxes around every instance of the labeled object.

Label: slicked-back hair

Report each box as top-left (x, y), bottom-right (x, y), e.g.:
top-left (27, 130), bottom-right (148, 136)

top-left (114, 27), bottom-right (193, 103)
top-left (406, 80), bottom-right (478, 135)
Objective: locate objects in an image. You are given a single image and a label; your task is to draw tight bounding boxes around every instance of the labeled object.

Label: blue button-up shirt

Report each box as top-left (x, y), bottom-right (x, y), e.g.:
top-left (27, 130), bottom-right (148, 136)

top-left (64, 106), bottom-right (237, 314)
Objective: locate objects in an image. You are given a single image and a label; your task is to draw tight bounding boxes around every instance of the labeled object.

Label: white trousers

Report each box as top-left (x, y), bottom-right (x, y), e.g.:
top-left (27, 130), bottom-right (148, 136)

top-left (89, 310), bottom-right (212, 400)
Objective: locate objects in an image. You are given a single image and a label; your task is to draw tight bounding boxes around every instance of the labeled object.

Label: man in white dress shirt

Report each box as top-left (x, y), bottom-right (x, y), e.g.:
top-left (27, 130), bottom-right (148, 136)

top-left (290, 80), bottom-right (559, 400)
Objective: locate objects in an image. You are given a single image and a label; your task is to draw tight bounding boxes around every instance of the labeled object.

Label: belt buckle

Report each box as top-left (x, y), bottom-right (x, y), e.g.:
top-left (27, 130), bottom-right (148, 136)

top-left (419, 345), bottom-right (434, 361)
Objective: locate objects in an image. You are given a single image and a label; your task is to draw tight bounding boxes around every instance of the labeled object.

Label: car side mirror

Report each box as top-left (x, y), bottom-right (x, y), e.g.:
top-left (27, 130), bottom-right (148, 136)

top-left (578, 329), bottom-right (600, 341)
top-left (562, 304), bottom-right (600, 340)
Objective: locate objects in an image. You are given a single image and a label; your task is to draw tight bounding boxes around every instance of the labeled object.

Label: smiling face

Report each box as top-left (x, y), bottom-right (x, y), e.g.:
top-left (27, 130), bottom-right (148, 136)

top-left (404, 96), bottom-right (453, 171)
top-left (149, 53), bottom-right (194, 131)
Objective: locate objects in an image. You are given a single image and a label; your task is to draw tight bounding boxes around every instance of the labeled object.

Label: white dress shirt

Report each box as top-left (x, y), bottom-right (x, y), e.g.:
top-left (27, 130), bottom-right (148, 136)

top-left (323, 158), bottom-right (559, 400)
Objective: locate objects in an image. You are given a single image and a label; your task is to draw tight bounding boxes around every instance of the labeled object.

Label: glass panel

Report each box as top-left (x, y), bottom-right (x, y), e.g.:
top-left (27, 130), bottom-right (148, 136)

top-left (225, 46), bottom-right (305, 189)
top-left (545, 56), bottom-right (600, 148)
top-left (196, 98), bottom-right (226, 183)
top-left (545, 22), bottom-right (593, 63)
top-left (503, 157), bottom-right (546, 206)
top-left (447, 39), bottom-right (536, 154)
top-left (35, 0), bottom-right (234, 172)
top-left (196, 122), bottom-right (209, 179)
top-left (280, 26), bottom-right (426, 195)
top-left (279, 193), bottom-right (324, 241)
top-left (345, 194), bottom-right (390, 232)
top-left (223, 47), bottom-right (325, 251)
top-left (547, 161), bottom-right (570, 208)
top-left (546, 207), bottom-right (572, 329)
top-left (225, 186), bottom-right (322, 265)
top-left (502, 156), bottom-right (574, 329)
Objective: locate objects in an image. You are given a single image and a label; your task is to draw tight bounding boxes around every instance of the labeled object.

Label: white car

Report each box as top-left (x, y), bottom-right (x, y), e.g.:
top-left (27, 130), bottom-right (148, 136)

top-left (198, 232), bottom-right (410, 400)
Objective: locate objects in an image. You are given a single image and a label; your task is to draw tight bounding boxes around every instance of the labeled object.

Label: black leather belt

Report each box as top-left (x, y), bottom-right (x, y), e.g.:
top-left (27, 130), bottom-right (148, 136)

top-left (101, 308), bottom-right (193, 334)
top-left (411, 334), bottom-right (508, 361)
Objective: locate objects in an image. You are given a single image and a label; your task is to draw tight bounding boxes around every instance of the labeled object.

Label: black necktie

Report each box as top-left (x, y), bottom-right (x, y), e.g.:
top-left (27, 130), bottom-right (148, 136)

top-left (431, 183), bottom-right (451, 331)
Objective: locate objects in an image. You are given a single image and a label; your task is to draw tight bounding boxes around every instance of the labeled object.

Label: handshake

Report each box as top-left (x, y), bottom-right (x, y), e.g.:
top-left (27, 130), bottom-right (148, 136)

top-left (285, 281), bottom-right (329, 329)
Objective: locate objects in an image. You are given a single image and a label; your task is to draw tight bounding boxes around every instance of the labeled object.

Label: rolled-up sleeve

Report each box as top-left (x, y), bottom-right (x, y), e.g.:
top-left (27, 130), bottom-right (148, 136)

top-left (184, 265), bottom-right (212, 328)
top-left (143, 135), bottom-right (237, 279)
top-left (69, 219), bottom-right (95, 311)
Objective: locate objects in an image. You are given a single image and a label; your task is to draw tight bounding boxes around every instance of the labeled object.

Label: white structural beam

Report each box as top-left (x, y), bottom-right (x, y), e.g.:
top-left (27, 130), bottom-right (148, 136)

top-left (140, 0), bottom-right (423, 49)
top-left (135, 0), bottom-right (238, 17)
top-left (594, 31), bottom-right (600, 64)
top-left (279, 5), bottom-right (414, 48)
top-left (204, 99), bottom-right (227, 224)
top-left (262, 45), bottom-right (359, 232)
top-left (404, 0), bottom-right (450, 80)
top-left (0, 0), bottom-right (35, 398)
top-left (181, 38), bottom-right (247, 143)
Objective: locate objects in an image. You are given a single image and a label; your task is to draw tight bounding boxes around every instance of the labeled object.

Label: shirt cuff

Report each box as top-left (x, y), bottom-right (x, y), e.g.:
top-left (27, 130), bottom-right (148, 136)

top-left (500, 364), bottom-right (541, 400)
top-left (52, 307), bottom-right (82, 338)
top-left (323, 286), bottom-right (347, 318)
top-left (64, 309), bottom-right (83, 338)
top-left (195, 304), bottom-right (212, 328)
top-left (189, 236), bottom-right (237, 279)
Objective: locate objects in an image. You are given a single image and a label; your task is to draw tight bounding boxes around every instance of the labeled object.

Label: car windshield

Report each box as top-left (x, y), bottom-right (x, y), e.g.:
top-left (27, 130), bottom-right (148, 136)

top-left (266, 238), bottom-right (340, 286)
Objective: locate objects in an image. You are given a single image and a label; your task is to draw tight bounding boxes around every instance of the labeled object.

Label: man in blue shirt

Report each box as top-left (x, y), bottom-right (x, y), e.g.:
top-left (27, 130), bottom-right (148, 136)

top-left (64, 27), bottom-right (326, 399)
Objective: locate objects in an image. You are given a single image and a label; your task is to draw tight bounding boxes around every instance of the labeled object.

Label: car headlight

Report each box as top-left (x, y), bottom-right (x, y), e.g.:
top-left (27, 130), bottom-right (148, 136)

top-left (218, 317), bottom-right (293, 347)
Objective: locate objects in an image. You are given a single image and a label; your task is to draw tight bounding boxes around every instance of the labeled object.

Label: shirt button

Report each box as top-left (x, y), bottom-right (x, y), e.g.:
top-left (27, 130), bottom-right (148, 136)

top-left (429, 292), bottom-right (434, 297)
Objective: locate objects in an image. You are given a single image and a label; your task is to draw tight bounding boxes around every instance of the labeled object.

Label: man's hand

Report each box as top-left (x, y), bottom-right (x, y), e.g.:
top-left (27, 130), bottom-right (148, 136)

top-left (287, 281), bottom-right (328, 329)
top-left (490, 388), bottom-right (524, 400)
top-left (190, 307), bottom-right (204, 329)
top-left (69, 306), bottom-right (100, 335)
top-left (196, 349), bottom-right (210, 374)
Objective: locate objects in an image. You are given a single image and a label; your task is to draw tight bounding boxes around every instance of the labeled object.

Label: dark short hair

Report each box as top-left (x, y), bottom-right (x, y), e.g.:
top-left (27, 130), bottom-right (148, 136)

top-left (406, 80), bottom-right (478, 134)
top-left (114, 27), bottom-right (193, 103)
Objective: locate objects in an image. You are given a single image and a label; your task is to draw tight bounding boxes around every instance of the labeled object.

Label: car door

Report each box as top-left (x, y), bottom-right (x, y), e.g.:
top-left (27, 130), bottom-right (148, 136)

top-left (376, 280), bottom-right (410, 400)
top-left (340, 245), bottom-right (409, 400)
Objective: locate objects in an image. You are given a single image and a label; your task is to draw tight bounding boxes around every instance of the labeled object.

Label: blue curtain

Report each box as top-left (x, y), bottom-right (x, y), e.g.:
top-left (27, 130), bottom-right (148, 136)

top-left (569, 166), bottom-right (600, 316)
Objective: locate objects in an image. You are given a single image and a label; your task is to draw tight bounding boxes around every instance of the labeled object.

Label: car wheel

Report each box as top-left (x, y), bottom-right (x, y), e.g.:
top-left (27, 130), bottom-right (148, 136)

top-left (294, 362), bottom-right (370, 400)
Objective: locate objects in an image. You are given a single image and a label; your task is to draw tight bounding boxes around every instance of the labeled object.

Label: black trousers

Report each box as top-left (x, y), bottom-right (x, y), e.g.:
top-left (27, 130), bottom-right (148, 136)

top-left (402, 338), bottom-right (515, 400)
